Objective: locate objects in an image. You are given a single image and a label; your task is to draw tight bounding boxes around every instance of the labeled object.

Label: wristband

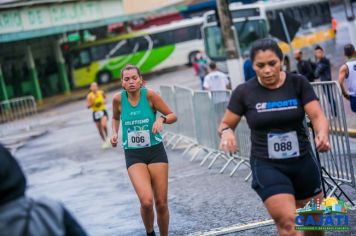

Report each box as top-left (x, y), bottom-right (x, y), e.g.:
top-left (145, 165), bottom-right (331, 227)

top-left (160, 115), bottom-right (167, 123)
top-left (219, 127), bottom-right (232, 137)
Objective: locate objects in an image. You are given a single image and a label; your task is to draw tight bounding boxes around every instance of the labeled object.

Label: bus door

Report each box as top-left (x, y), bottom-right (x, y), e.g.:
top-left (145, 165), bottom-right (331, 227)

top-left (71, 48), bottom-right (97, 88)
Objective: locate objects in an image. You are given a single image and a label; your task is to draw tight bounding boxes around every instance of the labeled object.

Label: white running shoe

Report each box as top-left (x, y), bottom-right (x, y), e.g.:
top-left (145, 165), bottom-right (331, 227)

top-left (101, 141), bottom-right (110, 149)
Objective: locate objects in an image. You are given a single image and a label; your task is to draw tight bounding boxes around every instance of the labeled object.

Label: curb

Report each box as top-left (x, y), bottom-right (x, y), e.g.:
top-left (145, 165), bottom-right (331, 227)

top-left (36, 82), bottom-right (121, 113)
top-left (348, 129), bottom-right (356, 138)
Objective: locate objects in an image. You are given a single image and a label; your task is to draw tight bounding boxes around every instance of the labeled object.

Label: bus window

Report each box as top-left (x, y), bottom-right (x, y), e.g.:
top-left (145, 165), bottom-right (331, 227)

top-left (234, 19), bottom-right (268, 55)
top-left (300, 6), bottom-right (312, 29)
top-left (203, 19), bottom-right (267, 61)
top-left (91, 45), bottom-right (108, 61)
top-left (292, 8), bottom-right (302, 25)
top-left (171, 25), bottom-right (201, 44)
top-left (72, 49), bottom-right (91, 69)
top-left (151, 31), bottom-right (172, 48)
top-left (80, 50), bottom-right (91, 66)
top-left (132, 36), bottom-right (149, 52)
top-left (311, 5), bottom-right (322, 27)
top-left (203, 26), bottom-right (226, 60)
top-left (321, 3), bottom-right (331, 24)
top-left (108, 41), bottom-right (131, 57)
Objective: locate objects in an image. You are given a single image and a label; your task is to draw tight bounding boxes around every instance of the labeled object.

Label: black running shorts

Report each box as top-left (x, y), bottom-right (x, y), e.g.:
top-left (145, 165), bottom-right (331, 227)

top-left (92, 110), bottom-right (108, 122)
top-left (250, 151), bottom-right (322, 202)
top-left (124, 142), bottom-right (168, 169)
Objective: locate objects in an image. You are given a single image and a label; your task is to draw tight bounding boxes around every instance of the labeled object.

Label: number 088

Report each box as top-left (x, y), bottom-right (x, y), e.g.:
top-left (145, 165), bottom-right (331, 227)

top-left (274, 141), bottom-right (292, 152)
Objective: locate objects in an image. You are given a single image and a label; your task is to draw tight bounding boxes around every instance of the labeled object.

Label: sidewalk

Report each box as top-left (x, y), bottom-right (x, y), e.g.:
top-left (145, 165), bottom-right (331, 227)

top-left (36, 81), bottom-right (121, 113)
top-left (35, 65), bottom-right (186, 113)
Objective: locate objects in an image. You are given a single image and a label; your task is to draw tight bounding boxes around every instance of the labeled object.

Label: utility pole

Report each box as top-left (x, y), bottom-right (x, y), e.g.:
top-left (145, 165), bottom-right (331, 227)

top-left (216, 0), bottom-right (244, 89)
top-left (344, 0), bottom-right (356, 46)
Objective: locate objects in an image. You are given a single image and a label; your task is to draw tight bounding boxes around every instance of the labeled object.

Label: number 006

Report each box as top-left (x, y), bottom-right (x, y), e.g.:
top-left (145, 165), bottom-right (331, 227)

top-left (131, 136), bottom-right (145, 143)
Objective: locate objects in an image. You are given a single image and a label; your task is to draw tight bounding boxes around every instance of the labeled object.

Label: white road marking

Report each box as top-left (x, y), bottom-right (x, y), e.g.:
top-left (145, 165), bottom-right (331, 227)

top-left (187, 219), bottom-right (274, 236)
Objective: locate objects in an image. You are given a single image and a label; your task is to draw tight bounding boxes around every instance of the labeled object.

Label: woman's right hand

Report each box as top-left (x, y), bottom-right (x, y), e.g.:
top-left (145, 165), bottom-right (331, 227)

top-left (219, 129), bottom-right (238, 154)
top-left (111, 133), bottom-right (118, 147)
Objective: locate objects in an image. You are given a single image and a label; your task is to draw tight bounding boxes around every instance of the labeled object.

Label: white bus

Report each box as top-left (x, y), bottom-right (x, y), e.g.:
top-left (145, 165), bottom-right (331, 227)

top-left (66, 17), bottom-right (204, 88)
top-left (202, 0), bottom-right (334, 72)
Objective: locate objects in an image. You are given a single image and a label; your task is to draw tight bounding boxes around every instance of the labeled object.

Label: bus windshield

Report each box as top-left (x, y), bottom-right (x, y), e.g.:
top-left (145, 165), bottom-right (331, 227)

top-left (204, 19), bottom-right (267, 61)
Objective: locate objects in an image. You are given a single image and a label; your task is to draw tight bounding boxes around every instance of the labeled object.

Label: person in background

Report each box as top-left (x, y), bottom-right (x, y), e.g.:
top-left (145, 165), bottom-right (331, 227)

top-left (86, 82), bottom-right (110, 148)
top-left (294, 49), bottom-right (316, 82)
top-left (195, 51), bottom-right (208, 90)
top-left (314, 45), bottom-right (337, 116)
top-left (338, 43), bottom-right (356, 112)
top-left (332, 17), bottom-right (337, 35)
top-left (203, 61), bottom-right (230, 91)
top-left (243, 52), bottom-right (256, 81)
top-left (0, 143), bottom-right (87, 236)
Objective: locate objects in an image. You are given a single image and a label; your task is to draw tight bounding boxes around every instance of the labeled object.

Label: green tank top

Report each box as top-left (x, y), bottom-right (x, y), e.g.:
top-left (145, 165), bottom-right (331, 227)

top-left (121, 88), bottom-right (162, 149)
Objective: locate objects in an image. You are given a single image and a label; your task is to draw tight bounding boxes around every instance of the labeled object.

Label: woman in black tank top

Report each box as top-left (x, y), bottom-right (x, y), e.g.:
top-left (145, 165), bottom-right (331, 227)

top-left (218, 39), bottom-right (330, 236)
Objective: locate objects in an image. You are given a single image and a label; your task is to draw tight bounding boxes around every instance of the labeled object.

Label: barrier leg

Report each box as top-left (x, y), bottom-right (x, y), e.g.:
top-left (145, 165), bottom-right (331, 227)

top-left (229, 159), bottom-right (245, 177)
top-left (220, 154), bottom-right (234, 173)
top-left (200, 151), bottom-right (213, 166)
top-left (171, 136), bottom-right (184, 150)
top-left (190, 147), bottom-right (202, 161)
top-left (182, 143), bottom-right (197, 157)
top-left (166, 134), bottom-right (177, 147)
top-left (244, 171), bottom-right (252, 181)
top-left (208, 153), bottom-right (222, 169)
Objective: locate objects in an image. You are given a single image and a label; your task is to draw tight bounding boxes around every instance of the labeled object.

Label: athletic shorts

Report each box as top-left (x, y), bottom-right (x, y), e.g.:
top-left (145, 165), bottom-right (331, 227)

top-left (250, 151), bottom-right (322, 202)
top-left (92, 110), bottom-right (108, 122)
top-left (350, 95), bottom-right (356, 112)
top-left (124, 142), bottom-right (168, 169)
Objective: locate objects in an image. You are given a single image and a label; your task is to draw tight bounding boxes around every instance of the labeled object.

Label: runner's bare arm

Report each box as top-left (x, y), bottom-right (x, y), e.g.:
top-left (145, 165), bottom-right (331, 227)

top-left (147, 89), bottom-right (177, 124)
top-left (218, 109), bottom-right (240, 153)
top-left (86, 94), bottom-right (93, 109)
top-left (338, 65), bottom-right (350, 100)
top-left (304, 100), bottom-right (330, 152)
top-left (111, 93), bottom-right (121, 147)
top-left (218, 109), bottom-right (241, 134)
top-left (103, 91), bottom-right (107, 104)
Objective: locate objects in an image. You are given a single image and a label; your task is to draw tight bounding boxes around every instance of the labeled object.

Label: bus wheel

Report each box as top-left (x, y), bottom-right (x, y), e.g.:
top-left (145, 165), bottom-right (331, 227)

top-left (187, 51), bottom-right (199, 67)
top-left (283, 57), bottom-right (290, 72)
top-left (97, 71), bottom-right (111, 84)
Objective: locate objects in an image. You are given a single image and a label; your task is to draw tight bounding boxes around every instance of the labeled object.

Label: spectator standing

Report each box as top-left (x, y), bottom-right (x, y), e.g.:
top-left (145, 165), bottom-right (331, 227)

top-left (338, 43), bottom-right (356, 112)
top-left (294, 49), bottom-right (316, 82)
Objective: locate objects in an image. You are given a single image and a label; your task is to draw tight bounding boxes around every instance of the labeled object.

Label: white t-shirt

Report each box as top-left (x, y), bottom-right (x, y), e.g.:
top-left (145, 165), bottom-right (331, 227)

top-left (203, 71), bottom-right (229, 90)
top-left (346, 60), bottom-right (356, 96)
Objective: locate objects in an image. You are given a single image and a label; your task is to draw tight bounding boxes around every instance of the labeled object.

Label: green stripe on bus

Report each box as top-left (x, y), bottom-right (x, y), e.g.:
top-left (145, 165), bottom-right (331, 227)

top-left (102, 45), bottom-right (175, 77)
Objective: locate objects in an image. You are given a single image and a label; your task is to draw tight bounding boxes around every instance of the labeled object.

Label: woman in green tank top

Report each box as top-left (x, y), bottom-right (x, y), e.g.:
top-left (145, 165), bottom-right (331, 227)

top-left (110, 65), bottom-right (177, 236)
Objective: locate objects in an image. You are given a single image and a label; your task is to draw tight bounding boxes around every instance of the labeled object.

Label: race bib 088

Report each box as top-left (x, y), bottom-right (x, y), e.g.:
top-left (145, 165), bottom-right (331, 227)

top-left (128, 130), bottom-right (151, 148)
top-left (268, 131), bottom-right (300, 159)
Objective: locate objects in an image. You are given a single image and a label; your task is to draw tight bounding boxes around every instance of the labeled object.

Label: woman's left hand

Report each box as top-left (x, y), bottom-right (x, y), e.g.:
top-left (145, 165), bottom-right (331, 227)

top-left (152, 117), bottom-right (164, 134)
top-left (315, 132), bottom-right (330, 152)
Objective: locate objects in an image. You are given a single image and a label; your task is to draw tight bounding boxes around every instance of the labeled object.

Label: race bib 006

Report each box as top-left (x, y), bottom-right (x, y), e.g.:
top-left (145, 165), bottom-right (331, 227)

top-left (268, 131), bottom-right (300, 159)
top-left (128, 130), bottom-right (151, 148)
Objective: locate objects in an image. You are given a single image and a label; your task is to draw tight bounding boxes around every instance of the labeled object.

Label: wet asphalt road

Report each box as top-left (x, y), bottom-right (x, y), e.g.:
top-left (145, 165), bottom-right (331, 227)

top-left (4, 4), bottom-right (356, 236)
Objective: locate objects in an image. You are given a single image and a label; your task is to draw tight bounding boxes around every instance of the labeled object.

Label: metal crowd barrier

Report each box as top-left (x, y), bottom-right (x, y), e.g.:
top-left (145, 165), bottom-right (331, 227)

top-left (0, 96), bottom-right (39, 137)
top-left (160, 81), bottom-right (354, 191)
top-left (159, 85), bottom-right (179, 145)
top-left (165, 85), bottom-right (198, 150)
top-left (311, 81), bottom-right (355, 194)
top-left (160, 85), bottom-right (251, 180)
